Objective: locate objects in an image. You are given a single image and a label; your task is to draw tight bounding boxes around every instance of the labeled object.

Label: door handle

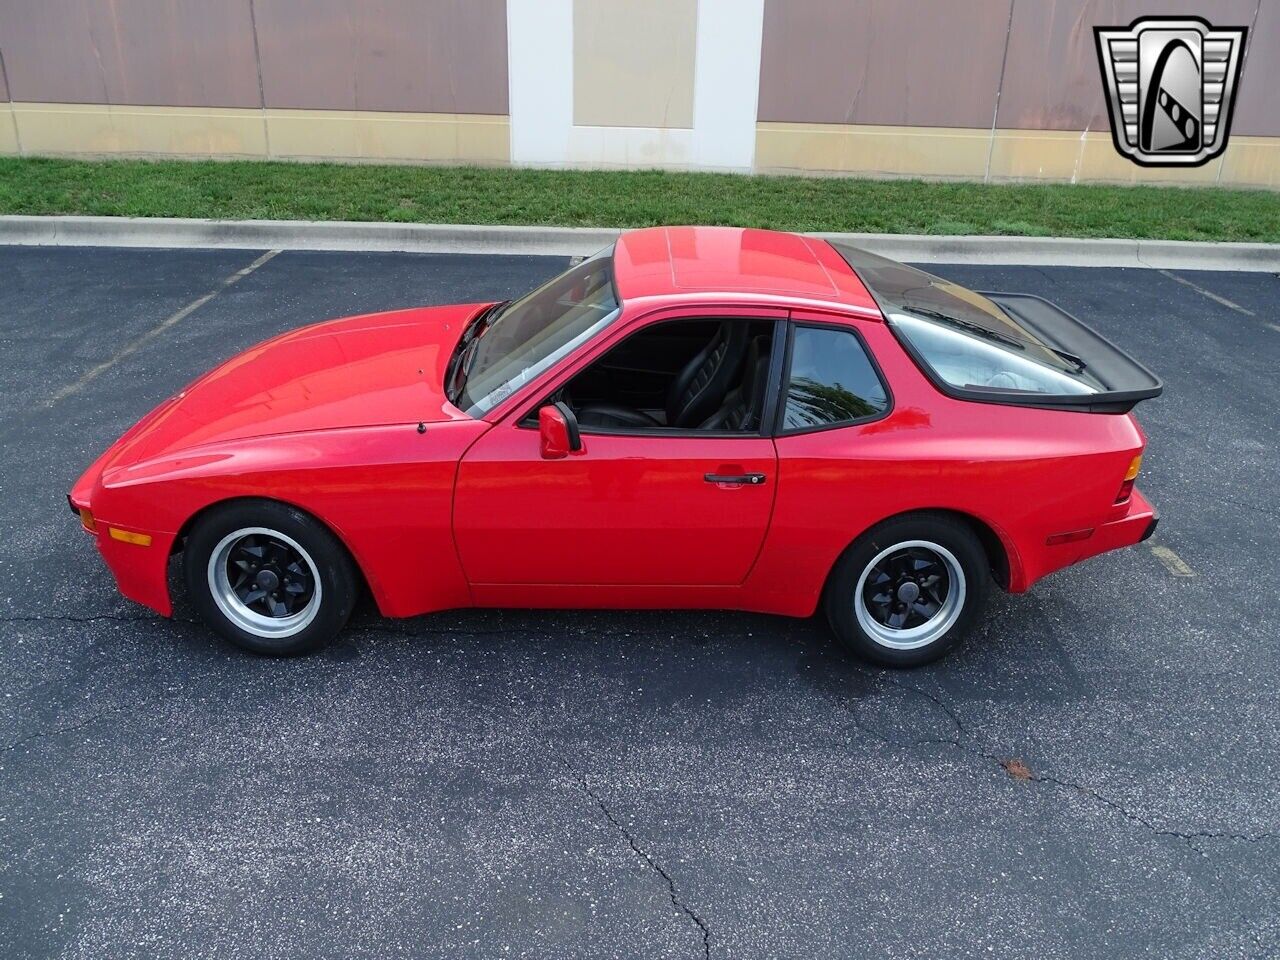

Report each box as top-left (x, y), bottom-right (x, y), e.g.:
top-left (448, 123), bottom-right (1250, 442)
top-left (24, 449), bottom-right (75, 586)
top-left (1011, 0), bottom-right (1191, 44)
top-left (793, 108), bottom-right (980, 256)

top-left (704, 472), bottom-right (767, 486)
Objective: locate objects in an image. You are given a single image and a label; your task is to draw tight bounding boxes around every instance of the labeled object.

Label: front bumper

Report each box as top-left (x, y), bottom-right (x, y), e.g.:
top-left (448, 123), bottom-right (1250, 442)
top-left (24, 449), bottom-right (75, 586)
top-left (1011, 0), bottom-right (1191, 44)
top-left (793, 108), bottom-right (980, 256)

top-left (68, 471), bottom-right (176, 618)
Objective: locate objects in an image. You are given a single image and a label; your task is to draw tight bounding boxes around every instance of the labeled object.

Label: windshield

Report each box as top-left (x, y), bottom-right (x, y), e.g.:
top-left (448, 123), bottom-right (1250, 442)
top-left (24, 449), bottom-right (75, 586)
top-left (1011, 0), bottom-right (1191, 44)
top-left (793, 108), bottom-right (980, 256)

top-left (457, 248), bottom-right (621, 416)
top-left (831, 242), bottom-right (1104, 396)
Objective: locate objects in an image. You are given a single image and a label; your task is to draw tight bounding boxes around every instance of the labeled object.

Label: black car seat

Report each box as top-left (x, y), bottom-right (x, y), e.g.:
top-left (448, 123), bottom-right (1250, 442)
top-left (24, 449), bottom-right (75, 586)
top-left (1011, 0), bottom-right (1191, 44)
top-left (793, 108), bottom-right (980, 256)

top-left (700, 336), bottom-right (771, 432)
top-left (577, 321), bottom-right (750, 429)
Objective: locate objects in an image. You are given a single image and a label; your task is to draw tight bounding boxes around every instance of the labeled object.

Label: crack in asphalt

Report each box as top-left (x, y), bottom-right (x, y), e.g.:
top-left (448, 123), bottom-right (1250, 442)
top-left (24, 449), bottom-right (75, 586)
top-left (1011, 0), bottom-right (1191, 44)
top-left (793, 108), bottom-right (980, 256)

top-left (0, 613), bottom-right (182, 626)
top-left (559, 758), bottom-right (711, 960)
top-left (1, 701), bottom-right (139, 755)
top-left (839, 671), bottom-right (1275, 856)
top-left (346, 621), bottom-right (721, 645)
top-left (1025, 771), bottom-right (1275, 849)
top-left (8, 612), bottom-right (1272, 858)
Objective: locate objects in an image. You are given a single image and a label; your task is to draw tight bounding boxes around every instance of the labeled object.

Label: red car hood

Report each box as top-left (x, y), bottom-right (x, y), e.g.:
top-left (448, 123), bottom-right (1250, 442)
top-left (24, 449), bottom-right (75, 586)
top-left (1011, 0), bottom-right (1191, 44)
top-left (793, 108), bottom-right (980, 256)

top-left (100, 302), bottom-right (484, 472)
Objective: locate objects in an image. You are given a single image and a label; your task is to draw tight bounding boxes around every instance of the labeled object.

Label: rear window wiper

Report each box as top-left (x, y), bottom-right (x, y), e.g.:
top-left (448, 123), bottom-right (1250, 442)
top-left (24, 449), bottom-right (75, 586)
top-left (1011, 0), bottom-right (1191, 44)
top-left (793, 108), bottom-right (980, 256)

top-left (1048, 346), bottom-right (1088, 372)
top-left (903, 307), bottom-right (1027, 350)
top-left (905, 306), bottom-right (1087, 372)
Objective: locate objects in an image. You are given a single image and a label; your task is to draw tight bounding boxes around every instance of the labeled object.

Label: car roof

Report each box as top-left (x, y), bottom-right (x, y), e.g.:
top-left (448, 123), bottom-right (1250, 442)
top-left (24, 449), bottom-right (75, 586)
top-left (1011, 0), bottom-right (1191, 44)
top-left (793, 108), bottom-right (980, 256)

top-left (612, 226), bottom-right (881, 316)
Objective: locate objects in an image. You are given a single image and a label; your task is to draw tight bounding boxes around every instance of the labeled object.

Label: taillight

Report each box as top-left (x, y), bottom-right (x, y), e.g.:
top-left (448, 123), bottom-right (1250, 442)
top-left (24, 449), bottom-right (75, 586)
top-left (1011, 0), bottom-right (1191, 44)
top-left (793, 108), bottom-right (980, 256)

top-left (1116, 454), bottom-right (1142, 503)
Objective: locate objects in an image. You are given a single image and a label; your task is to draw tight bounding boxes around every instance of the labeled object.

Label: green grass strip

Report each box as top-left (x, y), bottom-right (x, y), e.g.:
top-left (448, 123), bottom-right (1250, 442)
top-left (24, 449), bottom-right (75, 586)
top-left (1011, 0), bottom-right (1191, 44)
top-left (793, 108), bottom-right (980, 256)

top-left (1, 157), bottom-right (1276, 243)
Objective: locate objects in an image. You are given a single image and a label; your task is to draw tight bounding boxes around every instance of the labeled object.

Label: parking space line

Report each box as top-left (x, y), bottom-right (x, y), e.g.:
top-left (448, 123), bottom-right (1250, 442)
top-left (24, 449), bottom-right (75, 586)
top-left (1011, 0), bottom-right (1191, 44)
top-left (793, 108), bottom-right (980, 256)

top-left (46, 249), bottom-right (281, 407)
top-left (1157, 269), bottom-right (1256, 317)
top-left (1150, 545), bottom-right (1196, 578)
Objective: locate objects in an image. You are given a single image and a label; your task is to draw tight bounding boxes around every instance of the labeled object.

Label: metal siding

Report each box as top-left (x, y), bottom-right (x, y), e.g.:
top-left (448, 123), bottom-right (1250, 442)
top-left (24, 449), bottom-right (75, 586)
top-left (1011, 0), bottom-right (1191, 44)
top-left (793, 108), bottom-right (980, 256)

top-left (0, 0), bottom-right (261, 107)
top-left (995, 0), bottom-right (1261, 133)
top-left (756, 0), bottom-right (1009, 129)
top-left (1231, 0), bottom-right (1279, 137)
top-left (254, 0), bottom-right (508, 115)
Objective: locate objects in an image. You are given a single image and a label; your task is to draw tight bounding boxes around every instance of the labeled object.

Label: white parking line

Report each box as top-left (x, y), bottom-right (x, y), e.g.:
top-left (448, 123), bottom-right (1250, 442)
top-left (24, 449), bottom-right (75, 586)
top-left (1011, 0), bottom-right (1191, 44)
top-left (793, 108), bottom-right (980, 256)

top-left (1150, 545), bottom-right (1196, 578)
top-left (1157, 269), bottom-right (1256, 317)
top-left (47, 249), bottom-right (281, 406)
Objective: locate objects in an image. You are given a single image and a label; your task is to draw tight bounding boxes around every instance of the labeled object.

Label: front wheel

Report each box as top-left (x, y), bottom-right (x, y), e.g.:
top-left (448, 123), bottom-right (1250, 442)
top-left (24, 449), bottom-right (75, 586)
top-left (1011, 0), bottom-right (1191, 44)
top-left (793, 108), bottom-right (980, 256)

top-left (184, 500), bottom-right (358, 656)
top-left (824, 514), bottom-right (990, 667)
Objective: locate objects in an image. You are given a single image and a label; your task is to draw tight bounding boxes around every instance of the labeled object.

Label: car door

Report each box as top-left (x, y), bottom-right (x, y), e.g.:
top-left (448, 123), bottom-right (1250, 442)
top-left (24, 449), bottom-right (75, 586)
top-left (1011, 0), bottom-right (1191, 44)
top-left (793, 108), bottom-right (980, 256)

top-left (452, 311), bottom-right (784, 587)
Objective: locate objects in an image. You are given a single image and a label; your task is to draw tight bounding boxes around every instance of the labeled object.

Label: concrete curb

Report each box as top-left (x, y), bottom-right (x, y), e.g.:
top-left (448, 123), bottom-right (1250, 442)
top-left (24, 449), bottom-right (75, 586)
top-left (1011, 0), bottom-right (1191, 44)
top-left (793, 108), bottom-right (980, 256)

top-left (2, 215), bottom-right (1278, 272)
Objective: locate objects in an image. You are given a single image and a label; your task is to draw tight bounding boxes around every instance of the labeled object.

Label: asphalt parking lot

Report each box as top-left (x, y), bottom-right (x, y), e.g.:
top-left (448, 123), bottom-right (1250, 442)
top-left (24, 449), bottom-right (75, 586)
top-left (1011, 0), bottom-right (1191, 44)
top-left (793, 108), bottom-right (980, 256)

top-left (1, 244), bottom-right (1277, 960)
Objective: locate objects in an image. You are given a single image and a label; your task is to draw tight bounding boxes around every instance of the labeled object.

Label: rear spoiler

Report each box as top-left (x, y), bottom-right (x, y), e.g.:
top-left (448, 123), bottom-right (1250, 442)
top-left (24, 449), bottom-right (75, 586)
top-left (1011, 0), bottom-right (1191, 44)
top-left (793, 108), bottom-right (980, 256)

top-left (979, 292), bottom-right (1163, 414)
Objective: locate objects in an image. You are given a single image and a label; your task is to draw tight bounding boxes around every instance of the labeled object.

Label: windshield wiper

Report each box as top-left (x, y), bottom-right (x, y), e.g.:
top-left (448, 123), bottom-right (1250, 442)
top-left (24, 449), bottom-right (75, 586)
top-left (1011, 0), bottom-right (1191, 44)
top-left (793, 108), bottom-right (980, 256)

top-left (446, 301), bottom-right (508, 404)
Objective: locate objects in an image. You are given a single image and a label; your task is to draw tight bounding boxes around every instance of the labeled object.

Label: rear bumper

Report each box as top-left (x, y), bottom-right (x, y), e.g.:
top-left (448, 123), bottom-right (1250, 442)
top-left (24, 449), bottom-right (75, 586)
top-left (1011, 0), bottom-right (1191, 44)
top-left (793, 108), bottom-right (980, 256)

top-left (1083, 488), bottom-right (1159, 560)
top-left (1017, 488), bottom-right (1158, 590)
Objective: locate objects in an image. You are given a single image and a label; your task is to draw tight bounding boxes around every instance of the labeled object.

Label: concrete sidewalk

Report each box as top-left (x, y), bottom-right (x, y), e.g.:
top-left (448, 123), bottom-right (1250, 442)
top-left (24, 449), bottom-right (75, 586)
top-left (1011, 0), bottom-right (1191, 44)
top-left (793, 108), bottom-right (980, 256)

top-left (3, 214), bottom-right (1279, 271)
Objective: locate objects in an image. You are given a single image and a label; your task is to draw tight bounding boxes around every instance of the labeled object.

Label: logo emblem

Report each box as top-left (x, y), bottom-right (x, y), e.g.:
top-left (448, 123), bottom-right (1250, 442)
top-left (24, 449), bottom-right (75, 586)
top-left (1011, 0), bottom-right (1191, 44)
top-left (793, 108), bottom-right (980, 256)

top-left (1094, 16), bottom-right (1247, 166)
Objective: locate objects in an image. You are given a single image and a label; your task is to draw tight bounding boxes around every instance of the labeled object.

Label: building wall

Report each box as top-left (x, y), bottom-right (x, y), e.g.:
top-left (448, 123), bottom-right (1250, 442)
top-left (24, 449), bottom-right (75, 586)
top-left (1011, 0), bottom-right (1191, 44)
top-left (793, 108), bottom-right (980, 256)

top-left (0, 0), bottom-right (510, 163)
top-left (0, 0), bottom-right (1275, 187)
top-left (755, 0), bottom-right (1278, 187)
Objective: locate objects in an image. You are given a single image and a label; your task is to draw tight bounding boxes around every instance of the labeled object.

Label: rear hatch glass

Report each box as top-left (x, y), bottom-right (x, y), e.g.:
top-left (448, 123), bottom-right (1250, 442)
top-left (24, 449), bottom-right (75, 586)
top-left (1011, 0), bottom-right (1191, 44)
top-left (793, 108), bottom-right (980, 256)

top-left (832, 243), bottom-right (1162, 413)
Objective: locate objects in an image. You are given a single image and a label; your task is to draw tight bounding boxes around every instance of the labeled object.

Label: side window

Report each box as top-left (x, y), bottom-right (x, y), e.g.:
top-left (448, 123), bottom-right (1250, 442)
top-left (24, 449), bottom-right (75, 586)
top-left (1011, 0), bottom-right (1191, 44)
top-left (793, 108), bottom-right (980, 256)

top-left (550, 317), bottom-right (777, 434)
top-left (781, 326), bottom-right (889, 432)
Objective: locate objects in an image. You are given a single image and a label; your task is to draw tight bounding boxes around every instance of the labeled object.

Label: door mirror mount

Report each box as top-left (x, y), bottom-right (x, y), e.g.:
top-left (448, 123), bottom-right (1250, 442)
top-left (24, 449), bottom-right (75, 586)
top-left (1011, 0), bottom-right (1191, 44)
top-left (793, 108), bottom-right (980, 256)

top-left (539, 402), bottom-right (584, 459)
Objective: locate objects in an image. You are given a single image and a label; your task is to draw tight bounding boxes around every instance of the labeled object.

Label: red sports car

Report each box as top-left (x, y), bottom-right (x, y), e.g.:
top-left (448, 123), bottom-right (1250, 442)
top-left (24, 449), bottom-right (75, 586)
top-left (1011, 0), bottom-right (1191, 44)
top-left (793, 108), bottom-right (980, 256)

top-left (70, 227), bottom-right (1161, 666)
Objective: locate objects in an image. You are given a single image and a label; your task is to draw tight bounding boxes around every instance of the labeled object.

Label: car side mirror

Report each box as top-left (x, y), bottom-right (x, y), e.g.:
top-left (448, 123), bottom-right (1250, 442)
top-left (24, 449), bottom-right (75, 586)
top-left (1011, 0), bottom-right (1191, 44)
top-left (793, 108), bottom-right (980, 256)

top-left (539, 402), bottom-right (583, 459)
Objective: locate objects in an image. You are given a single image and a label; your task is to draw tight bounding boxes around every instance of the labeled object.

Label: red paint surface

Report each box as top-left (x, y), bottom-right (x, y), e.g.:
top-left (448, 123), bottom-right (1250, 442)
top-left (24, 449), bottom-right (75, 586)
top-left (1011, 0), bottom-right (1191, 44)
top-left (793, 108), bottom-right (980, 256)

top-left (71, 227), bottom-right (1156, 622)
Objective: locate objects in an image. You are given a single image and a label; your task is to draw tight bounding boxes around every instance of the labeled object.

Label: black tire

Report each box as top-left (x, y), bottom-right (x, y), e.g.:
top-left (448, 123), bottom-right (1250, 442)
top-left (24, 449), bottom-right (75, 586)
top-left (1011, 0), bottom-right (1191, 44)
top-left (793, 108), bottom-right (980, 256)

top-left (183, 499), bottom-right (358, 656)
top-left (824, 512), bottom-right (991, 668)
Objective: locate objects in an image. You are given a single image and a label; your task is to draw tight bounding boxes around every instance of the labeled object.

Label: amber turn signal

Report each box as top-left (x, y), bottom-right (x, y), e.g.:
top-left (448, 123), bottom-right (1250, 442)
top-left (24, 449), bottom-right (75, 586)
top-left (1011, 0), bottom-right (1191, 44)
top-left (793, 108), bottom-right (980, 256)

top-left (1116, 454), bottom-right (1143, 503)
top-left (78, 508), bottom-right (97, 533)
top-left (108, 527), bottom-right (153, 547)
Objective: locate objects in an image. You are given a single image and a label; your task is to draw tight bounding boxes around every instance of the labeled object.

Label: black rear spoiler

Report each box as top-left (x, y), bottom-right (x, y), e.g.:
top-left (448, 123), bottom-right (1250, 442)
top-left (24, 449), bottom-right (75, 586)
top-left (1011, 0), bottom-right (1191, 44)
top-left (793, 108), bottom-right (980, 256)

top-left (979, 292), bottom-right (1163, 414)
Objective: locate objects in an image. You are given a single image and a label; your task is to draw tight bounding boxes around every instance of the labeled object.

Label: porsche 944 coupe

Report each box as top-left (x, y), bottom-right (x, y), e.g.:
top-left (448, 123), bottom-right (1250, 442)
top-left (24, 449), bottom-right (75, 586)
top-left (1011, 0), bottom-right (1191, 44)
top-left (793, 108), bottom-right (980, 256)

top-left (70, 227), bottom-right (1161, 666)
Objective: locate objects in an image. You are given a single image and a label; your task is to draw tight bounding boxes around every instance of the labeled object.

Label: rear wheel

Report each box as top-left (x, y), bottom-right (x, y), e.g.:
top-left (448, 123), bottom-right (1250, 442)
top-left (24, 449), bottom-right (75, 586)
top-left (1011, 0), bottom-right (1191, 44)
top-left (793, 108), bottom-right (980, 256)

top-left (184, 500), bottom-right (357, 656)
top-left (824, 514), bottom-right (990, 667)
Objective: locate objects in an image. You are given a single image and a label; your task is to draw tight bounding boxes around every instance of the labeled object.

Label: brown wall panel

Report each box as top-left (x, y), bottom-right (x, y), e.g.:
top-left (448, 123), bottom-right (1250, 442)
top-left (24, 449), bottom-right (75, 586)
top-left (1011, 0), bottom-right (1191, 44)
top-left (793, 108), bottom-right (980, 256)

top-left (1231, 0), bottom-right (1280, 137)
top-left (757, 0), bottom-right (1011, 129)
top-left (996, 0), bottom-right (1263, 133)
top-left (254, 0), bottom-right (508, 115)
top-left (0, 50), bottom-right (9, 101)
top-left (0, 0), bottom-right (261, 107)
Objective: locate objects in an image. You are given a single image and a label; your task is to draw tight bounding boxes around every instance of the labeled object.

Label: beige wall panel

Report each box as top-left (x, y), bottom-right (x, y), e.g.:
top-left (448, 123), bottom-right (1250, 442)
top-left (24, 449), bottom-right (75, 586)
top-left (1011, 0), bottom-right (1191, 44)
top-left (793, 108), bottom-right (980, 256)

top-left (265, 109), bottom-right (509, 163)
top-left (757, 0), bottom-right (1009, 129)
top-left (573, 0), bottom-right (697, 129)
top-left (1218, 138), bottom-right (1280, 189)
top-left (1074, 136), bottom-right (1224, 185)
top-left (0, 0), bottom-right (261, 107)
top-left (987, 128), bottom-right (1224, 185)
top-left (997, 0), bottom-right (1262, 133)
top-left (0, 109), bottom-right (18, 154)
top-left (754, 121), bottom-right (1280, 187)
top-left (755, 122), bottom-right (990, 178)
top-left (13, 103), bottom-right (267, 157)
top-left (254, 0), bottom-right (508, 115)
